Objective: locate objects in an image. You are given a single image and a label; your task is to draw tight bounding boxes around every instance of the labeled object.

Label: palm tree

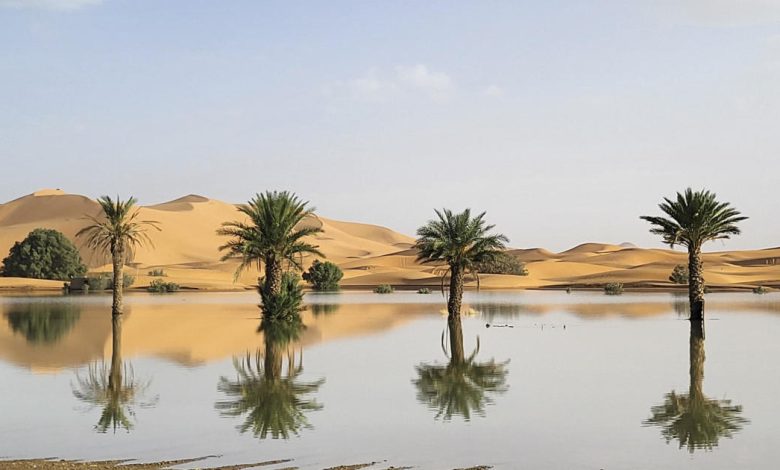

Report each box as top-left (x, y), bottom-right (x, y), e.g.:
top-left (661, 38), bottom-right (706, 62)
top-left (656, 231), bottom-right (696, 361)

top-left (643, 321), bottom-right (748, 452)
top-left (218, 191), bottom-right (323, 298)
top-left (216, 319), bottom-right (324, 439)
top-left (640, 189), bottom-right (746, 320)
top-left (415, 209), bottom-right (508, 318)
top-left (413, 317), bottom-right (509, 421)
top-left (77, 196), bottom-right (160, 316)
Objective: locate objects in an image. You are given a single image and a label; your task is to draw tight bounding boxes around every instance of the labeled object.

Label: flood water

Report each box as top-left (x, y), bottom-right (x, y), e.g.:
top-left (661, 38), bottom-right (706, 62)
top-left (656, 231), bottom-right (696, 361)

top-left (1, 290), bottom-right (779, 469)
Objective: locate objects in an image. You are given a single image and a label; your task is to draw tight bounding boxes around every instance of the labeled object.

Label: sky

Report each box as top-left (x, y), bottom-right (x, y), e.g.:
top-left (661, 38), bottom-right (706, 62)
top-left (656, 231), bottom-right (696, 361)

top-left (1, 0), bottom-right (779, 251)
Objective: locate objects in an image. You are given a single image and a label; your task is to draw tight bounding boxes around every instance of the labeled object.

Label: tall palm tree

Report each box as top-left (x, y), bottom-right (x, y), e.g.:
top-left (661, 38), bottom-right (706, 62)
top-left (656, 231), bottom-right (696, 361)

top-left (643, 321), bottom-right (748, 452)
top-left (413, 317), bottom-right (509, 421)
top-left (415, 208), bottom-right (508, 318)
top-left (640, 189), bottom-right (746, 320)
top-left (218, 191), bottom-right (324, 298)
top-left (77, 196), bottom-right (160, 316)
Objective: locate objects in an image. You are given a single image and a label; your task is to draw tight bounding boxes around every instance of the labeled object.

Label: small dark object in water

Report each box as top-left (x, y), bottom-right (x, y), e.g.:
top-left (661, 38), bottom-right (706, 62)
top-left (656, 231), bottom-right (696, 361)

top-left (485, 323), bottom-right (491, 328)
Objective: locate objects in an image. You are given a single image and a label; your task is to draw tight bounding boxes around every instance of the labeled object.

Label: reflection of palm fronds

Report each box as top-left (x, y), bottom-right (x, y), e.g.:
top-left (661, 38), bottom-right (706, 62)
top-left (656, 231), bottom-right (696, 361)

top-left (643, 391), bottom-right (748, 452)
top-left (216, 348), bottom-right (324, 439)
top-left (71, 361), bottom-right (156, 433)
top-left (413, 358), bottom-right (509, 421)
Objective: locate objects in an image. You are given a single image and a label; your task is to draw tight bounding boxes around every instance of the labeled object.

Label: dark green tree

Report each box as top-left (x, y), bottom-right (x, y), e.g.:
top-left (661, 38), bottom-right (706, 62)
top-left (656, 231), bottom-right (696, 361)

top-left (216, 319), bottom-right (324, 439)
top-left (1, 228), bottom-right (86, 280)
top-left (218, 191), bottom-right (323, 299)
top-left (643, 321), bottom-right (748, 452)
top-left (669, 264), bottom-right (690, 285)
top-left (641, 189), bottom-right (746, 320)
top-left (5, 302), bottom-right (81, 344)
top-left (474, 252), bottom-right (528, 276)
top-left (259, 272), bottom-right (305, 321)
top-left (415, 208), bottom-right (508, 318)
top-left (77, 196), bottom-right (160, 315)
top-left (302, 260), bottom-right (343, 291)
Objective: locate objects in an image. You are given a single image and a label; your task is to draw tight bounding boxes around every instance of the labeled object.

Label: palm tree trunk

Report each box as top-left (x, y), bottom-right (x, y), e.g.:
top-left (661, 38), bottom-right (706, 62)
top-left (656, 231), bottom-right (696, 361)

top-left (108, 314), bottom-right (123, 392)
top-left (688, 247), bottom-right (705, 321)
top-left (264, 258), bottom-right (283, 298)
top-left (689, 320), bottom-right (705, 402)
top-left (448, 315), bottom-right (465, 365)
top-left (447, 265), bottom-right (464, 318)
top-left (111, 245), bottom-right (125, 316)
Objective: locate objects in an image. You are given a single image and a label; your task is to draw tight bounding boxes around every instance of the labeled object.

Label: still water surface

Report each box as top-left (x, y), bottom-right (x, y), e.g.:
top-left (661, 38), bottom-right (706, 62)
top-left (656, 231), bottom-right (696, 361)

top-left (1, 291), bottom-right (779, 469)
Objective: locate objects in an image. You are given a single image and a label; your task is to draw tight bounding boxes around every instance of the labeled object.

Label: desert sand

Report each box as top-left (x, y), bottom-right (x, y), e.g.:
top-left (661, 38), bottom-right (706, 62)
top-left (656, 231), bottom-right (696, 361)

top-left (0, 189), bottom-right (779, 291)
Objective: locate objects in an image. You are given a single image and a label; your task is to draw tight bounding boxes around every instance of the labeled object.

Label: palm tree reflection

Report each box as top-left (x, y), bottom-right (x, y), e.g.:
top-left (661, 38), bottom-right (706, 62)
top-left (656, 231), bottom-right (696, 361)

top-left (643, 321), bottom-right (748, 452)
top-left (216, 318), bottom-right (324, 439)
top-left (413, 316), bottom-right (508, 421)
top-left (72, 314), bottom-right (156, 433)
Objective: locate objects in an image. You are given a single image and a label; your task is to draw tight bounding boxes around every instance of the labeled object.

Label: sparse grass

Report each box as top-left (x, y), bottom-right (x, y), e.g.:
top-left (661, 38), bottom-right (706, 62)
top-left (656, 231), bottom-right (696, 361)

top-left (147, 279), bottom-right (180, 293)
top-left (148, 268), bottom-right (167, 277)
top-left (604, 282), bottom-right (624, 295)
top-left (374, 284), bottom-right (394, 294)
top-left (417, 288), bottom-right (431, 294)
top-left (753, 286), bottom-right (769, 294)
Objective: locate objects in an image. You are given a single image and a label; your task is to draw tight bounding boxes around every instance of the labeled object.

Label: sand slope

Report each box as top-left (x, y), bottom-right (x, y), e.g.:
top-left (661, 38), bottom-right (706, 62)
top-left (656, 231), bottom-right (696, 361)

top-left (1, 189), bottom-right (779, 290)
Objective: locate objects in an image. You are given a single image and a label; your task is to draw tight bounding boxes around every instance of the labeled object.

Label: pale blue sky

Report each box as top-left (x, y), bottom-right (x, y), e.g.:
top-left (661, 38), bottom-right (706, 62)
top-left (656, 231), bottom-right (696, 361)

top-left (2, 0), bottom-right (779, 250)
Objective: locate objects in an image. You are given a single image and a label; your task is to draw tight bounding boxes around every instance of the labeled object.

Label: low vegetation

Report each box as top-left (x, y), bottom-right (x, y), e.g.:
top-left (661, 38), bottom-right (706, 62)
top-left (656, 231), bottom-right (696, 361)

top-left (260, 272), bottom-right (304, 320)
top-left (669, 264), bottom-right (689, 285)
top-left (1, 228), bottom-right (86, 280)
top-left (85, 273), bottom-right (135, 291)
top-left (147, 279), bottom-right (180, 293)
top-left (753, 286), bottom-right (769, 294)
top-left (148, 268), bottom-right (167, 277)
top-left (604, 282), bottom-right (624, 295)
top-left (374, 284), bottom-right (394, 294)
top-left (474, 252), bottom-right (528, 276)
top-left (417, 288), bottom-right (431, 294)
top-left (302, 260), bottom-right (343, 291)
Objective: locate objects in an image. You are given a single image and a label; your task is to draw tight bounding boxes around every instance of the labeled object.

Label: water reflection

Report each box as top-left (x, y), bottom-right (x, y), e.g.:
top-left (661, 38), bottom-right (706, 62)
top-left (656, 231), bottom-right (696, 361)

top-left (72, 314), bottom-right (156, 433)
top-left (4, 302), bottom-right (81, 344)
top-left (310, 303), bottom-right (340, 316)
top-left (413, 316), bottom-right (509, 421)
top-left (216, 319), bottom-right (325, 439)
top-left (643, 321), bottom-right (749, 452)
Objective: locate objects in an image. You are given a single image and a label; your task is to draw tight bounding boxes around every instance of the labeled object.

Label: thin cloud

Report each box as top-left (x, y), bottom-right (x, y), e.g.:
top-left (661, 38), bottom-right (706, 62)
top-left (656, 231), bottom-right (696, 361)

top-left (395, 64), bottom-right (454, 95)
top-left (481, 85), bottom-right (504, 97)
top-left (654, 0), bottom-right (780, 26)
top-left (343, 64), bottom-right (455, 103)
top-left (0, 0), bottom-right (103, 10)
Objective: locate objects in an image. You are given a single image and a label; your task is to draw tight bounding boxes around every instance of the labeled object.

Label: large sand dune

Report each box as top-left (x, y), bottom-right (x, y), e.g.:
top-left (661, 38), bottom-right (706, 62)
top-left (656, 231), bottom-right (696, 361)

top-left (1, 189), bottom-right (779, 290)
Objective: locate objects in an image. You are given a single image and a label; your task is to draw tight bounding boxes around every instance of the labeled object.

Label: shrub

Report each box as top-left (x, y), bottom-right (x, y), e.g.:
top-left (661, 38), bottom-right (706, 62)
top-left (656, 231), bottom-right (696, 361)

top-left (374, 284), bottom-right (394, 294)
top-left (148, 268), bottom-right (167, 277)
top-left (475, 252), bottom-right (528, 276)
top-left (147, 279), bottom-right (180, 293)
top-left (86, 273), bottom-right (135, 291)
top-left (302, 260), bottom-right (343, 291)
top-left (1, 228), bottom-right (87, 280)
top-left (753, 286), bottom-right (769, 294)
top-left (260, 272), bottom-right (304, 320)
top-left (604, 282), bottom-right (624, 295)
top-left (669, 264), bottom-right (689, 284)
top-left (417, 288), bottom-right (431, 294)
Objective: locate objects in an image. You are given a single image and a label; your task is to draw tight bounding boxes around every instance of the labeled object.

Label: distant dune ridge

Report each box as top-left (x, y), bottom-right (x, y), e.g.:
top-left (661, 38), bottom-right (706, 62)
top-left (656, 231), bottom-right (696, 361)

top-left (0, 189), bottom-right (779, 291)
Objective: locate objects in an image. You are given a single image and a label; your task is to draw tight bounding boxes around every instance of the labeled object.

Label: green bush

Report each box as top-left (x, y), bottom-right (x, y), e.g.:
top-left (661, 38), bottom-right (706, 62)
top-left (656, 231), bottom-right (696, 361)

top-left (260, 272), bottom-right (304, 320)
top-left (669, 264), bottom-right (689, 284)
top-left (302, 260), bottom-right (343, 291)
top-left (148, 268), bottom-right (167, 277)
top-left (86, 273), bottom-right (135, 291)
top-left (753, 286), bottom-right (769, 294)
top-left (604, 282), bottom-right (624, 295)
top-left (374, 284), bottom-right (394, 294)
top-left (1, 228), bottom-right (86, 280)
top-left (475, 252), bottom-right (528, 276)
top-left (417, 288), bottom-right (431, 294)
top-left (147, 279), bottom-right (180, 293)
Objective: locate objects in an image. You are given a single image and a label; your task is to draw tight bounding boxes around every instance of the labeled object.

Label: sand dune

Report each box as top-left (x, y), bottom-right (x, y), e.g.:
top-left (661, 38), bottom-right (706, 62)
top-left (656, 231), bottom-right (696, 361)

top-left (1, 189), bottom-right (779, 290)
